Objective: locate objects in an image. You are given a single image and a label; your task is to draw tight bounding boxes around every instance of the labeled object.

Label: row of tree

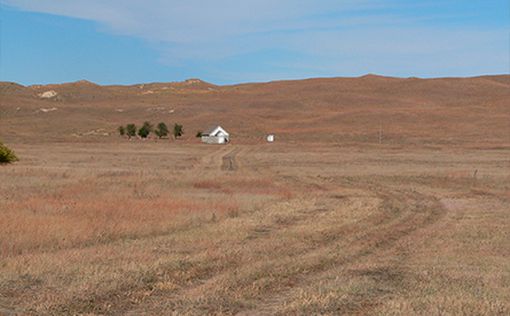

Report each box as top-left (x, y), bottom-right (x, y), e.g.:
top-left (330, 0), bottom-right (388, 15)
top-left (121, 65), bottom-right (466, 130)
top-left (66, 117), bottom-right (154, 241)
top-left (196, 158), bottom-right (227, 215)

top-left (118, 122), bottom-right (183, 139)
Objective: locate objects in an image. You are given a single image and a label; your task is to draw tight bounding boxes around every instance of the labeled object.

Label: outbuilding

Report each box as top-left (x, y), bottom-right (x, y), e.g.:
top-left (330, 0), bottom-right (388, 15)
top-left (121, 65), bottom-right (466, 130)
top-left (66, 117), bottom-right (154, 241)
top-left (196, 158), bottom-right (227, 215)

top-left (201, 125), bottom-right (230, 144)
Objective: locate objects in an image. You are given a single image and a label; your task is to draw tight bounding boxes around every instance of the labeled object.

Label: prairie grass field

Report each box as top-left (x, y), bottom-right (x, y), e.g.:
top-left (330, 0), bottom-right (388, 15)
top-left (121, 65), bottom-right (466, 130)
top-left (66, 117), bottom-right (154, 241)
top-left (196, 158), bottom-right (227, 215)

top-left (1, 141), bottom-right (509, 315)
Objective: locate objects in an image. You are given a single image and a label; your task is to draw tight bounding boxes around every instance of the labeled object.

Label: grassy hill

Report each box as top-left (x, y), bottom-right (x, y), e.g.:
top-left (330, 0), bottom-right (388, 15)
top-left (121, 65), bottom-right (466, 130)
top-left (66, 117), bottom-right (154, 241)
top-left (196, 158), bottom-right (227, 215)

top-left (2, 75), bottom-right (509, 146)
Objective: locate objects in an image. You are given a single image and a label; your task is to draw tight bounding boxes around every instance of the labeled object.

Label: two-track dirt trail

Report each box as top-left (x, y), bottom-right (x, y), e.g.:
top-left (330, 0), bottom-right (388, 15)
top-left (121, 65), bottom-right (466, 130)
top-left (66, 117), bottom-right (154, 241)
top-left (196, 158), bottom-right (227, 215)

top-left (238, 188), bottom-right (447, 315)
top-left (232, 165), bottom-right (448, 315)
top-left (121, 145), bottom-right (452, 315)
top-left (221, 146), bottom-right (242, 171)
top-left (235, 146), bottom-right (448, 315)
top-left (190, 144), bottom-right (242, 176)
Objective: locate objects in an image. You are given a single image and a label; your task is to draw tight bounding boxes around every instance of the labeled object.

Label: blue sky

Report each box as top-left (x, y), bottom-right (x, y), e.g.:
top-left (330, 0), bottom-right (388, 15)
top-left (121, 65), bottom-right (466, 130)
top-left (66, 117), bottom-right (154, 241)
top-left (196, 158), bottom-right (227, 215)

top-left (0, 0), bottom-right (508, 85)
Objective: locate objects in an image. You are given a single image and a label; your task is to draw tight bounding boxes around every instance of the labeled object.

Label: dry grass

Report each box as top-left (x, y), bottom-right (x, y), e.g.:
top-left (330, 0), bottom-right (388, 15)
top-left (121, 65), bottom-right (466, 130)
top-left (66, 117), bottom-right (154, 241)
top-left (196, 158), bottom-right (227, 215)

top-left (193, 177), bottom-right (293, 198)
top-left (1, 142), bottom-right (509, 315)
top-left (2, 75), bottom-right (510, 146)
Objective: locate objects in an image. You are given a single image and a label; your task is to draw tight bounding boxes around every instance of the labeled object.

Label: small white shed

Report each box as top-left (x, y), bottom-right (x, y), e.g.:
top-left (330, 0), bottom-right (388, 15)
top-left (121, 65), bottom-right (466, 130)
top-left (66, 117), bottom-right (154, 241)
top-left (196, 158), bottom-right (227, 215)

top-left (266, 134), bottom-right (275, 142)
top-left (201, 125), bottom-right (230, 144)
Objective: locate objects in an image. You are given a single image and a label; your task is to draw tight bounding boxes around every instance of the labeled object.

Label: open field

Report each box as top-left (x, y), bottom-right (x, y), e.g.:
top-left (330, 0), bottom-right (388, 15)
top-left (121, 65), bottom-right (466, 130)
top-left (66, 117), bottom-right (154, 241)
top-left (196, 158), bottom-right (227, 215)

top-left (1, 141), bottom-right (509, 315)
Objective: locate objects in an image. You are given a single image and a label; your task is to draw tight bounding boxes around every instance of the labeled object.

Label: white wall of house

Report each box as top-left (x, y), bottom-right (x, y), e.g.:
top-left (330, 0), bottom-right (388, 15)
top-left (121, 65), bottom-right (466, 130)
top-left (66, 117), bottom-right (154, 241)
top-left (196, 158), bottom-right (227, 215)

top-left (201, 126), bottom-right (229, 144)
top-left (201, 135), bottom-right (228, 144)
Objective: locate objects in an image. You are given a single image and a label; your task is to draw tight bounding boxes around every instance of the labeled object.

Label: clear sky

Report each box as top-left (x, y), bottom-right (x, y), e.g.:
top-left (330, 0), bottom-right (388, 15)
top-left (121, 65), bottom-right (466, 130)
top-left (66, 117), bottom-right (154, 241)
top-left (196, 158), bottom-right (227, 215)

top-left (0, 0), bottom-right (508, 85)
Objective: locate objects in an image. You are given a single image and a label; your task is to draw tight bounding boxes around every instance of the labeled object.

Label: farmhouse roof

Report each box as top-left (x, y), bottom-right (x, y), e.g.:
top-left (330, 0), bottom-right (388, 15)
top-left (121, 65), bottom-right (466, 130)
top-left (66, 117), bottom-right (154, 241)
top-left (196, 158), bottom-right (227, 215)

top-left (203, 125), bottom-right (227, 135)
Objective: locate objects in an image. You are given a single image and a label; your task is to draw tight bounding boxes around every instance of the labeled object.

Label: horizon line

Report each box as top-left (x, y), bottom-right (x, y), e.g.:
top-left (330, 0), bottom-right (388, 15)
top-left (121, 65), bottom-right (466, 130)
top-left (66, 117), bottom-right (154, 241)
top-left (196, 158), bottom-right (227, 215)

top-left (2, 73), bottom-right (509, 88)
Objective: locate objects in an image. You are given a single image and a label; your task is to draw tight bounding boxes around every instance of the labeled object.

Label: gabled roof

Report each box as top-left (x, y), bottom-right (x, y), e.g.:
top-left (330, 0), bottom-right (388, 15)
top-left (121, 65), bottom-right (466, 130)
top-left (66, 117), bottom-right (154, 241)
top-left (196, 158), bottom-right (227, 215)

top-left (203, 125), bottom-right (229, 136)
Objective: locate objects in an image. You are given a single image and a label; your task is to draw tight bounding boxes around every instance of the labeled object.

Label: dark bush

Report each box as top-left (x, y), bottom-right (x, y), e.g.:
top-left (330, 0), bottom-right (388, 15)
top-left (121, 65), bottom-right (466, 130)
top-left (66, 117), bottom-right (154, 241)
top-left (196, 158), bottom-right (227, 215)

top-left (0, 142), bottom-right (18, 164)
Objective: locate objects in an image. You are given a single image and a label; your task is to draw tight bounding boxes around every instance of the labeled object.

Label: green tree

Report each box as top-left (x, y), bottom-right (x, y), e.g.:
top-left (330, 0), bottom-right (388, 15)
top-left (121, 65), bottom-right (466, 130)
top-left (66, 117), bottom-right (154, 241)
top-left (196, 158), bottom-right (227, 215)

top-left (138, 121), bottom-right (153, 139)
top-left (154, 122), bottom-right (169, 139)
top-left (126, 124), bottom-right (137, 139)
top-left (0, 142), bottom-right (18, 164)
top-left (196, 131), bottom-right (203, 138)
top-left (118, 125), bottom-right (126, 137)
top-left (173, 123), bottom-right (183, 139)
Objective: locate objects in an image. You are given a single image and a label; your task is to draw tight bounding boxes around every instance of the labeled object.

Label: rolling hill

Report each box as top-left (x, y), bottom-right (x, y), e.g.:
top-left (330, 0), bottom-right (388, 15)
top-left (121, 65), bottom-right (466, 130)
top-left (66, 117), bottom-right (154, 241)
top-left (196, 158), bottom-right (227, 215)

top-left (1, 75), bottom-right (509, 146)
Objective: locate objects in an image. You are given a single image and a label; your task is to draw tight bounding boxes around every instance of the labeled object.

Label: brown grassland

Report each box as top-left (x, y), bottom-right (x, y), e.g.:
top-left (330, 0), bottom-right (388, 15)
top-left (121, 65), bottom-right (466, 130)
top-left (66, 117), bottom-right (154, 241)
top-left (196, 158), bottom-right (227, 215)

top-left (1, 75), bottom-right (509, 315)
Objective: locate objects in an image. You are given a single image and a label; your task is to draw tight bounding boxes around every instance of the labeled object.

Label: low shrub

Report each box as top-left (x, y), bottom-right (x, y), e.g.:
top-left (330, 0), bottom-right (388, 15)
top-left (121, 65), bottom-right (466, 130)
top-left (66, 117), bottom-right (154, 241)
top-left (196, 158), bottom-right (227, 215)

top-left (0, 142), bottom-right (18, 164)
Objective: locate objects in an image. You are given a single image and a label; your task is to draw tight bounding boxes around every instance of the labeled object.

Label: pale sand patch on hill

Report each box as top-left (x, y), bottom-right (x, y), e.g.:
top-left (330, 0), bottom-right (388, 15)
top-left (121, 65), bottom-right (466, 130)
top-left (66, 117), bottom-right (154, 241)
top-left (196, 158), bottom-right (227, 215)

top-left (38, 90), bottom-right (58, 98)
top-left (39, 107), bottom-right (58, 113)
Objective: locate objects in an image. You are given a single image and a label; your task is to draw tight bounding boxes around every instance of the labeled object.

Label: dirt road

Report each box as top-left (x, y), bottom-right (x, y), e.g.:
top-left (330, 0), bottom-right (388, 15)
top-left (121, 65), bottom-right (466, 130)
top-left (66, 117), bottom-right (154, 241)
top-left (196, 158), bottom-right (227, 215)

top-left (221, 146), bottom-right (241, 171)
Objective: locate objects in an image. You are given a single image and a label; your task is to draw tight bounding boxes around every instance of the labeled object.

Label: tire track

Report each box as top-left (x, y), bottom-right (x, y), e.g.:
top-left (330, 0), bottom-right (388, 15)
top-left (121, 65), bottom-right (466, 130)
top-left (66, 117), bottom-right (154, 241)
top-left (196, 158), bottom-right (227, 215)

top-left (189, 145), bottom-right (236, 176)
top-left (188, 149), bottom-right (449, 315)
top-left (221, 146), bottom-right (241, 171)
top-left (237, 187), bottom-right (447, 315)
top-left (101, 148), bottom-right (446, 315)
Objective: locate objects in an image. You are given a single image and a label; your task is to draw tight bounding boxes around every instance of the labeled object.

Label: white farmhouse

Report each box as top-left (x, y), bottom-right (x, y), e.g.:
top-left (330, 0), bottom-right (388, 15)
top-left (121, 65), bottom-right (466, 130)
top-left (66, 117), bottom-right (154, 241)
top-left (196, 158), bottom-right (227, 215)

top-left (201, 125), bottom-right (230, 144)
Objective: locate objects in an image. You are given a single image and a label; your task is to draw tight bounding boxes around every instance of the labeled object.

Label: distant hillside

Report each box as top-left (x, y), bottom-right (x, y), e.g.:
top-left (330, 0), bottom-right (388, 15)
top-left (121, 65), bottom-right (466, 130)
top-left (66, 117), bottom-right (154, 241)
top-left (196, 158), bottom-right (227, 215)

top-left (1, 75), bottom-right (509, 146)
